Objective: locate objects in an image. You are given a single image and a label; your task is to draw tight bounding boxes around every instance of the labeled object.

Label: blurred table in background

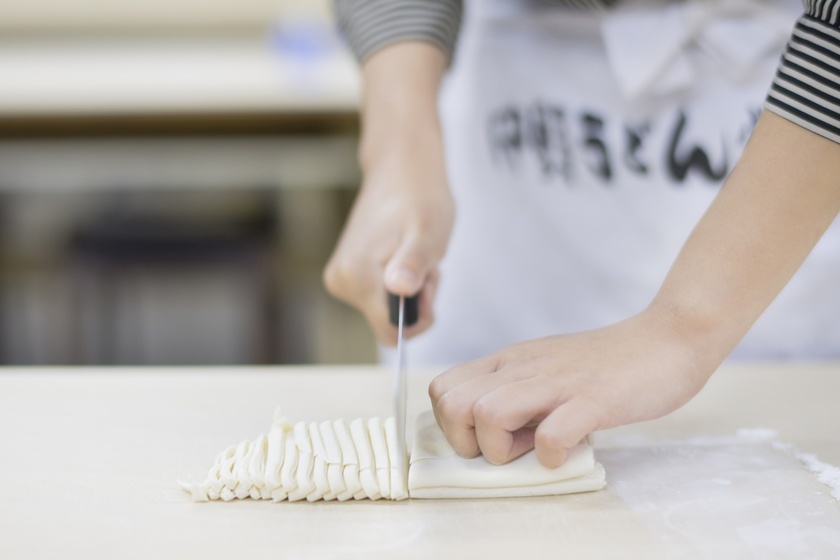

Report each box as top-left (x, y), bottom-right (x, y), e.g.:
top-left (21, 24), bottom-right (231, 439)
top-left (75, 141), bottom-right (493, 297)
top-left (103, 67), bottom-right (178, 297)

top-left (0, 33), bottom-right (360, 135)
top-left (0, 26), bottom-right (373, 366)
top-left (0, 33), bottom-right (362, 197)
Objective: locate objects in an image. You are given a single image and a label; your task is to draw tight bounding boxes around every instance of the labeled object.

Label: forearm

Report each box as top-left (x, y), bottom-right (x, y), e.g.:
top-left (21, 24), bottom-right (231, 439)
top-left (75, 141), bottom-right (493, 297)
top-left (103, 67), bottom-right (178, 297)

top-left (358, 42), bottom-right (448, 170)
top-left (652, 111), bottom-right (840, 363)
top-left (324, 42), bottom-right (454, 343)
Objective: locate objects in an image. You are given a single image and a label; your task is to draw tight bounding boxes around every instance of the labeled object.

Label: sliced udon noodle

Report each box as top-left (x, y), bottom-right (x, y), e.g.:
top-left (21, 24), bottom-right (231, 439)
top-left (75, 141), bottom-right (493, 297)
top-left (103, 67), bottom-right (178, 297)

top-left (264, 413), bottom-right (292, 497)
top-left (319, 420), bottom-right (346, 500)
top-left (350, 418), bottom-right (382, 500)
top-left (307, 422), bottom-right (332, 501)
top-left (218, 445), bottom-right (238, 491)
top-left (287, 422), bottom-right (316, 501)
top-left (333, 419), bottom-right (362, 501)
top-left (278, 434), bottom-right (299, 500)
top-left (233, 440), bottom-right (256, 499)
top-left (367, 417), bottom-right (391, 499)
top-left (385, 417), bottom-right (409, 500)
top-left (248, 434), bottom-right (268, 491)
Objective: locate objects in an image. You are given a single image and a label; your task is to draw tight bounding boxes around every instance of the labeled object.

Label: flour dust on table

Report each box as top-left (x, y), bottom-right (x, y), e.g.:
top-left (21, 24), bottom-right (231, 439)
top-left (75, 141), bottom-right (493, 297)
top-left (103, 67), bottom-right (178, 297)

top-left (180, 409), bottom-right (606, 502)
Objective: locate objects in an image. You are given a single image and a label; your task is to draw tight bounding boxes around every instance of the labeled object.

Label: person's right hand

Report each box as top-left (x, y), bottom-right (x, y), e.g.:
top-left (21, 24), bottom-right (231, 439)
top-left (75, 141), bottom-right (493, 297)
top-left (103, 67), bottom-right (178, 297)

top-left (323, 42), bottom-right (453, 346)
top-left (324, 138), bottom-right (454, 346)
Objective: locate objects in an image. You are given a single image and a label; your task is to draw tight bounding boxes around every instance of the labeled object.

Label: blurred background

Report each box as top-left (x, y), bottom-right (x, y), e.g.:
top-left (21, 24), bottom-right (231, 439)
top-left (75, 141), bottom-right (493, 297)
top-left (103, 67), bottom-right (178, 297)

top-left (0, 0), bottom-right (376, 364)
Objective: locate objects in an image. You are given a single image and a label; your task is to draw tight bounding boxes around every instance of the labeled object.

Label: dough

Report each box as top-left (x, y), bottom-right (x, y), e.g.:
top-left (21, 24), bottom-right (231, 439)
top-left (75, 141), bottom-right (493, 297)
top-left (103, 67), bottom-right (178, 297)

top-left (308, 422), bottom-right (331, 502)
top-left (367, 417), bottom-right (391, 498)
top-left (181, 409), bottom-right (408, 502)
top-left (180, 409), bottom-right (605, 502)
top-left (408, 411), bottom-right (606, 498)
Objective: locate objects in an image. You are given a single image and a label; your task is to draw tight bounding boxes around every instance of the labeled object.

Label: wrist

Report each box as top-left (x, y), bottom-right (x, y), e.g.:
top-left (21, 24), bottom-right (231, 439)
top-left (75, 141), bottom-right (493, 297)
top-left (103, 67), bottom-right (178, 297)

top-left (359, 115), bottom-right (444, 174)
top-left (643, 297), bottom-right (741, 371)
top-left (357, 41), bottom-right (447, 171)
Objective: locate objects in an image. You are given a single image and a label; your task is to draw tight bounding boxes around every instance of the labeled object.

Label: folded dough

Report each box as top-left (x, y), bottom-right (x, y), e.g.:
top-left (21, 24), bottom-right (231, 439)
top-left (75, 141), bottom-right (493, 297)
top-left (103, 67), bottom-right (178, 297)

top-left (180, 409), bottom-right (605, 502)
top-left (408, 411), bottom-right (606, 499)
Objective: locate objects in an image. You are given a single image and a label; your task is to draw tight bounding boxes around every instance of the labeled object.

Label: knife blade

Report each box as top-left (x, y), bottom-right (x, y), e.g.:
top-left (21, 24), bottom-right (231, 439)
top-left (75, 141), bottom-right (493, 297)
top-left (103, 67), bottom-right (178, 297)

top-left (388, 292), bottom-right (419, 484)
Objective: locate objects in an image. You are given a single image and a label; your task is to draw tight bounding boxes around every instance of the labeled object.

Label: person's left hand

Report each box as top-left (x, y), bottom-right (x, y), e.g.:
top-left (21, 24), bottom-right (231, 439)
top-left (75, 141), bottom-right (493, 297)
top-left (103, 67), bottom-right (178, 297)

top-left (428, 306), bottom-right (726, 468)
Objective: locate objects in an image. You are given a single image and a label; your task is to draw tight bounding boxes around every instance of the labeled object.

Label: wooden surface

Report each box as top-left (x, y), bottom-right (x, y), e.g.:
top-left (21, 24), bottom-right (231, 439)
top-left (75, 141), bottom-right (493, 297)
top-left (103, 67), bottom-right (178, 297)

top-left (1, 363), bottom-right (839, 559)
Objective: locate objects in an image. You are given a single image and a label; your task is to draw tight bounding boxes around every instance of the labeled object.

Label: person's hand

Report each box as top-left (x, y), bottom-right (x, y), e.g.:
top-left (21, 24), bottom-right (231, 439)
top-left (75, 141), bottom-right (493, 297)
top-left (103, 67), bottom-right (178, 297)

top-left (323, 42), bottom-right (453, 346)
top-left (429, 305), bottom-right (726, 468)
top-left (324, 144), bottom-right (454, 346)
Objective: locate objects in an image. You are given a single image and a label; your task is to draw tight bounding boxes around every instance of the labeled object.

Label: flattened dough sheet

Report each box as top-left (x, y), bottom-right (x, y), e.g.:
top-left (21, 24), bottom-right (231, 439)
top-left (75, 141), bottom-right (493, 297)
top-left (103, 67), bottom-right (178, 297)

top-left (409, 411), bottom-right (607, 498)
top-left (182, 409), bottom-right (606, 501)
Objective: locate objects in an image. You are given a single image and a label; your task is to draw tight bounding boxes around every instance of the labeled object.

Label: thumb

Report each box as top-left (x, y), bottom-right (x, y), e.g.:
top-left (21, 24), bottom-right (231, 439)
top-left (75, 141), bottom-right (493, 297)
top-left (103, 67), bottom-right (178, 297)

top-left (384, 233), bottom-right (435, 296)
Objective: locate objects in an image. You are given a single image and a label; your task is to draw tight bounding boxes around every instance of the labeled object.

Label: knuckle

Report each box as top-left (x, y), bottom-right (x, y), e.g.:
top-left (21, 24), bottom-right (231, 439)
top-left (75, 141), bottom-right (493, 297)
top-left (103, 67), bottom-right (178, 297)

top-left (323, 257), bottom-right (370, 304)
top-left (436, 392), bottom-right (459, 421)
top-left (434, 391), bottom-right (465, 425)
top-left (428, 376), bottom-right (446, 403)
top-left (322, 260), bottom-right (346, 297)
top-left (472, 397), bottom-right (501, 427)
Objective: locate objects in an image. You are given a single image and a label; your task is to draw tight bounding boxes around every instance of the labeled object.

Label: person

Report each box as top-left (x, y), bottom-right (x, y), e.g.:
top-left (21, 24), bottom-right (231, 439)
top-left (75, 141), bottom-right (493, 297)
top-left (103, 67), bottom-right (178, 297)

top-left (325, 0), bottom-right (840, 468)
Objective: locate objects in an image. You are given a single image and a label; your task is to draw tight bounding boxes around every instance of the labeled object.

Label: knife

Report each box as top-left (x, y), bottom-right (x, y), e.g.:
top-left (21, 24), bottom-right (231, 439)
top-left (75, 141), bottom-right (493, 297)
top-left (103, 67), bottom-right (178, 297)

top-left (387, 292), bottom-right (419, 483)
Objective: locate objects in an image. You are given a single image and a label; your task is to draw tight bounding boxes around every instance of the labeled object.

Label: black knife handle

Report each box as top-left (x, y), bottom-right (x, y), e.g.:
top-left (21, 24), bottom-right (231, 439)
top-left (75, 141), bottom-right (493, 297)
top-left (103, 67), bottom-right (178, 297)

top-left (387, 292), bottom-right (419, 327)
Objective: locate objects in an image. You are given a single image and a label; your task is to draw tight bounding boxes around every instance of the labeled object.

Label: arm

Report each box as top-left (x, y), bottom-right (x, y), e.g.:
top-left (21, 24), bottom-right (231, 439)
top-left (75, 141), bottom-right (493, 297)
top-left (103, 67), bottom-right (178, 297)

top-left (430, 111), bottom-right (840, 469)
top-left (429, 3), bottom-right (840, 467)
top-left (325, 0), bottom-right (463, 345)
top-left (323, 40), bottom-right (454, 345)
top-left (653, 112), bottom-right (840, 361)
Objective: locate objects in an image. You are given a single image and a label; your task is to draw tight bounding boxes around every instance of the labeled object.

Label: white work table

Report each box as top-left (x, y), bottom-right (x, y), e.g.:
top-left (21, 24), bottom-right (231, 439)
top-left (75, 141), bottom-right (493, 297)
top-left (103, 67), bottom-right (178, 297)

top-left (2, 364), bottom-right (839, 559)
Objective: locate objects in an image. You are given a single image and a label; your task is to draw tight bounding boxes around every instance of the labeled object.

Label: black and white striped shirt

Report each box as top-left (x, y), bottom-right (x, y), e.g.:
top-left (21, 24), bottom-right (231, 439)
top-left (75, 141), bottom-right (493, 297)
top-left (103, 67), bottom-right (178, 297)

top-left (767, 2), bottom-right (840, 143)
top-left (334, 0), bottom-right (840, 146)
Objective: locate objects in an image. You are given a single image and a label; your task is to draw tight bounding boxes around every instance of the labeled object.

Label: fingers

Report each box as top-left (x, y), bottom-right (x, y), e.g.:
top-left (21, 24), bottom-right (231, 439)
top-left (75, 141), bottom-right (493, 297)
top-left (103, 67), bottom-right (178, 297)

top-left (431, 366), bottom-right (559, 465)
top-left (428, 352), bottom-right (502, 401)
top-left (429, 354), bottom-right (498, 440)
top-left (325, 237), bottom-right (441, 347)
top-left (324, 253), bottom-right (440, 346)
top-left (473, 377), bottom-right (559, 464)
top-left (366, 268), bottom-right (439, 347)
top-left (374, 230), bottom-right (443, 345)
top-left (535, 399), bottom-right (603, 468)
top-left (430, 360), bottom-right (604, 468)
top-left (427, 317), bottom-right (710, 471)
top-left (384, 227), bottom-right (440, 294)
top-left (404, 268), bottom-right (438, 337)
top-left (431, 369), bottom-right (516, 459)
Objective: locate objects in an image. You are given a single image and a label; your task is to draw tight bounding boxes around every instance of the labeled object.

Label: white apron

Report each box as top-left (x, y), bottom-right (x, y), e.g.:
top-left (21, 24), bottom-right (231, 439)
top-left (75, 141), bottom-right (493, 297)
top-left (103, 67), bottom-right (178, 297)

top-left (402, 0), bottom-right (840, 366)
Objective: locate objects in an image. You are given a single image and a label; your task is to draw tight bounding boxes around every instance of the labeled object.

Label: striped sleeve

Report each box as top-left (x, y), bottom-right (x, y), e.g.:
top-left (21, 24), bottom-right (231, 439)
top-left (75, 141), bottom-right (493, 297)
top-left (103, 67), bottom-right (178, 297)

top-left (765, 1), bottom-right (840, 144)
top-left (333, 0), bottom-right (463, 62)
